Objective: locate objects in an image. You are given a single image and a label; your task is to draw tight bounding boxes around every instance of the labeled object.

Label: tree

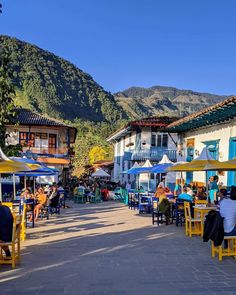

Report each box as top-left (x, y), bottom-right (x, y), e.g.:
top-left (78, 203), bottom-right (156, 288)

top-left (88, 146), bottom-right (107, 165)
top-left (0, 48), bottom-right (17, 151)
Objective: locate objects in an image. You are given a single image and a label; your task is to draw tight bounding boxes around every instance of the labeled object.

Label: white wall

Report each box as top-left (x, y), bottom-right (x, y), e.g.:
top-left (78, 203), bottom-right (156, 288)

top-left (181, 119), bottom-right (236, 185)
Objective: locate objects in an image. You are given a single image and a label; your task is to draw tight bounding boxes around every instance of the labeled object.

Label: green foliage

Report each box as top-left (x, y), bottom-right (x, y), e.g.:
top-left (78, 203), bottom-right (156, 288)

top-left (0, 35), bottom-right (126, 123)
top-left (73, 119), bottom-right (127, 177)
top-left (0, 47), bottom-right (17, 150)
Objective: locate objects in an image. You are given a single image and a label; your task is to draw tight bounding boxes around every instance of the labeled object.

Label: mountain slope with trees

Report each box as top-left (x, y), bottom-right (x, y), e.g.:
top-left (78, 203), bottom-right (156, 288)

top-left (115, 86), bottom-right (229, 119)
top-left (0, 35), bottom-right (126, 123)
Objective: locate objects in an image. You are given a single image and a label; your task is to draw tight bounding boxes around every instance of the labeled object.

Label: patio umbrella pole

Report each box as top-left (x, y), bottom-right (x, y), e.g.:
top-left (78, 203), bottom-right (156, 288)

top-left (0, 173), bottom-right (2, 202)
top-left (180, 171), bottom-right (184, 193)
top-left (24, 175), bottom-right (27, 190)
top-left (13, 173), bottom-right (16, 200)
top-left (33, 177), bottom-right (36, 194)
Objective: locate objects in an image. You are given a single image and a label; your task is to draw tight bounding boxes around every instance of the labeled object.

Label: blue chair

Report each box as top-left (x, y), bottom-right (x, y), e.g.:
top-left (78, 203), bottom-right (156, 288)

top-left (175, 199), bottom-right (185, 226)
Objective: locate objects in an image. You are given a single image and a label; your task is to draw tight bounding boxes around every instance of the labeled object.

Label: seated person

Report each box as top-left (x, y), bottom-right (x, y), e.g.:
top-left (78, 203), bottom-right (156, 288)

top-left (31, 188), bottom-right (47, 222)
top-left (178, 187), bottom-right (193, 202)
top-left (195, 186), bottom-right (207, 200)
top-left (20, 188), bottom-right (32, 200)
top-left (186, 185), bottom-right (194, 197)
top-left (0, 202), bottom-right (13, 258)
top-left (49, 186), bottom-right (60, 208)
top-left (220, 186), bottom-right (236, 236)
top-left (155, 183), bottom-right (166, 204)
top-left (219, 188), bottom-right (228, 202)
top-left (159, 198), bottom-right (171, 225)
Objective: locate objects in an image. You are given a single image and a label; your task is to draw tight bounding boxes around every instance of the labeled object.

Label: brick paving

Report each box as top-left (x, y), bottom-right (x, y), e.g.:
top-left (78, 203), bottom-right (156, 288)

top-left (0, 201), bottom-right (236, 295)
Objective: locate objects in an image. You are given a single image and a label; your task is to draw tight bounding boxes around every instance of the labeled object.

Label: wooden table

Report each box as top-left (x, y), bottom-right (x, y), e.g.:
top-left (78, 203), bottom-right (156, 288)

top-left (193, 206), bottom-right (217, 237)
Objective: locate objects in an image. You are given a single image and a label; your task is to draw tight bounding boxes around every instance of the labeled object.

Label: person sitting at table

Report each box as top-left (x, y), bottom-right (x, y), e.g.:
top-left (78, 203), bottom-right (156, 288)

top-left (154, 183), bottom-right (166, 204)
top-left (186, 185), bottom-right (194, 197)
top-left (30, 188), bottom-right (47, 222)
top-left (220, 186), bottom-right (236, 236)
top-left (0, 202), bottom-right (13, 258)
top-left (164, 187), bottom-right (173, 197)
top-left (178, 187), bottom-right (193, 202)
top-left (20, 188), bottom-right (32, 199)
top-left (48, 185), bottom-right (60, 211)
top-left (219, 188), bottom-right (228, 202)
top-left (195, 186), bottom-right (207, 200)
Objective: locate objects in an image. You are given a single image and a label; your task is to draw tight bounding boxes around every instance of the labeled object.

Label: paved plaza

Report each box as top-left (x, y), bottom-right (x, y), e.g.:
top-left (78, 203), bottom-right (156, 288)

top-left (1, 202), bottom-right (236, 295)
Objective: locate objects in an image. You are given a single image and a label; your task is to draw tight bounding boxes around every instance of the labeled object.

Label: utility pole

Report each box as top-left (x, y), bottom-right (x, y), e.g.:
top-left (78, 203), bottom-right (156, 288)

top-left (0, 3), bottom-right (2, 13)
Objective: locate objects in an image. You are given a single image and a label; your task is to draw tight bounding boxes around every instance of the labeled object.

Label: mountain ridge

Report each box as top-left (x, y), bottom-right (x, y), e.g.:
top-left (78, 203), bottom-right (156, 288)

top-left (0, 35), bottom-right (230, 122)
top-left (115, 86), bottom-right (229, 119)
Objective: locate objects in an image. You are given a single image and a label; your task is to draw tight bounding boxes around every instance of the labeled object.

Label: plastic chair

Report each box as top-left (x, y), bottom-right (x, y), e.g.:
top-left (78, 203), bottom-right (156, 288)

top-left (195, 200), bottom-right (208, 205)
top-left (20, 204), bottom-right (27, 241)
top-left (184, 202), bottom-right (201, 237)
top-left (90, 188), bottom-right (102, 203)
top-left (212, 237), bottom-right (236, 261)
top-left (0, 214), bottom-right (22, 268)
top-left (175, 200), bottom-right (185, 227)
top-left (74, 188), bottom-right (86, 203)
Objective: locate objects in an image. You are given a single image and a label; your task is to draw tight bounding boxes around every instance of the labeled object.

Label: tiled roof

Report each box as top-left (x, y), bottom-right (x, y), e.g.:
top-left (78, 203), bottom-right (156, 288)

top-left (129, 116), bottom-right (178, 127)
top-left (107, 116), bottom-right (179, 141)
top-left (9, 108), bottom-right (72, 128)
top-left (167, 96), bottom-right (236, 133)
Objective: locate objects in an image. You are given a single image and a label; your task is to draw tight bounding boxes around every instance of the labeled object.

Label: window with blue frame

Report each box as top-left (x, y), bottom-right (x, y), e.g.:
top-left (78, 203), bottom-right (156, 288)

top-left (228, 137), bottom-right (236, 187)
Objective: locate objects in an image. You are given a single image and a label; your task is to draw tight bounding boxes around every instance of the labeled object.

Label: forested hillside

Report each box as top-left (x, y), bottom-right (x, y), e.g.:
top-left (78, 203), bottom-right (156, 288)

top-left (115, 86), bottom-right (228, 119)
top-left (0, 35), bottom-right (125, 122)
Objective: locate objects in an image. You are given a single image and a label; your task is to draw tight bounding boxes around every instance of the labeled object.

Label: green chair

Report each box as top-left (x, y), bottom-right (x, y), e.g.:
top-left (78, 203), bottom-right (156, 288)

top-left (90, 188), bottom-right (102, 203)
top-left (74, 188), bottom-right (86, 203)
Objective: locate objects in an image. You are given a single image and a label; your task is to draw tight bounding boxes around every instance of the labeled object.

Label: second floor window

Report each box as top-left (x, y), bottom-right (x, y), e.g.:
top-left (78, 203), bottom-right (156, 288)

top-left (19, 132), bottom-right (35, 147)
top-left (151, 133), bottom-right (168, 148)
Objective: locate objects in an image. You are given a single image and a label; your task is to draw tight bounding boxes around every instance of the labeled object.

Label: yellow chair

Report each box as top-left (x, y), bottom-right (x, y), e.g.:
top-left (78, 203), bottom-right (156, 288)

top-left (184, 202), bottom-right (201, 237)
top-left (212, 237), bottom-right (236, 261)
top-left (0, 214), bottom-right (22, 268)
top-left (20, 204), bottom-right (27, 241)
top-left (2, 202), bottom-right (13, 210)
top-left (195, 200), bottom-right (208, 205)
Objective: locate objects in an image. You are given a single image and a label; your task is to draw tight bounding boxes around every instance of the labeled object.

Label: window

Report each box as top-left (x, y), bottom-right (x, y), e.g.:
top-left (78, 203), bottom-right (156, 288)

top-left (157, 135), bottom-right (162, 147)
top-left (49, 134), bottom-right (57, 148)
top-left (151, 133), bottom-right (168, 148)
top-left (35, 133), bottom-right (48, 148)
top-left (19, 132), bottom-right (35, 147)
top-left (151, 134), bottom-right (156, 147)
top-left (162, 134), bottom-right (168, 147)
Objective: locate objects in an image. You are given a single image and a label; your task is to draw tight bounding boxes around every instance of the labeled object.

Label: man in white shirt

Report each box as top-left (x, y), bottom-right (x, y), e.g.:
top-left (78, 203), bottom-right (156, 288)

top-left (220, 187), bottom-right (236, 235)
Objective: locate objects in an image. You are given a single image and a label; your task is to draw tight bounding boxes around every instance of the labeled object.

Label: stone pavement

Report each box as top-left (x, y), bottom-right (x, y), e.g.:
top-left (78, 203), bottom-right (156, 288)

top-left (1, 202), bottom-right (236, 295)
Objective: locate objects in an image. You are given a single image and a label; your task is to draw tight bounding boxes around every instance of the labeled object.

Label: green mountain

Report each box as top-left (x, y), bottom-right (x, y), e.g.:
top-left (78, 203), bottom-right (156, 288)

top-left (0, 35), bottom-right (126, 122)
top-left (1, 35), bottom-right (229, 123)
top-left (115, 86), bottom-right (229, 119)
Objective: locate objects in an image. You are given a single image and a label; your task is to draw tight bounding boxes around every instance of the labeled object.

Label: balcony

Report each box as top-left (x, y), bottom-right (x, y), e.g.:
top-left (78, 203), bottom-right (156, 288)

top-left (22, 147), bottom-right (69, 158)
top-left (131, 148), bottom-right (177, 162)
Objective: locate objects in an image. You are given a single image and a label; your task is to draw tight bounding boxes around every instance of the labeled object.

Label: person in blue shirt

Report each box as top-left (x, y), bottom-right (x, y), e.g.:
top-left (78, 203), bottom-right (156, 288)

top-left (178, 187), bottom-right (193, 202)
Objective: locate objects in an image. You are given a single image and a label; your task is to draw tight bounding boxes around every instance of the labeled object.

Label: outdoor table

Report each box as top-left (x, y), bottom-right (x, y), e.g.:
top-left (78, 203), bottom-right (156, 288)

top-left (193, 205), bottom-right (217, 237)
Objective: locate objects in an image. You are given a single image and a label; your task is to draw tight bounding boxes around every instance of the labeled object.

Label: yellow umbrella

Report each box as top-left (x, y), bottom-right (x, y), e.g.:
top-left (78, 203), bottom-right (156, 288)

top-left (0, 149), bottom-right (41, 201)
top-left (204, 158), bottom-right (236, 171)
top-left (168, 147), bottom-right (232, 172)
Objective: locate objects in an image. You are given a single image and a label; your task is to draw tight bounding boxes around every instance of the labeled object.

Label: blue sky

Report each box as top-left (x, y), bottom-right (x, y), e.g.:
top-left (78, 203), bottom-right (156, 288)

top-left (1, 0), bottom-right (236, 95)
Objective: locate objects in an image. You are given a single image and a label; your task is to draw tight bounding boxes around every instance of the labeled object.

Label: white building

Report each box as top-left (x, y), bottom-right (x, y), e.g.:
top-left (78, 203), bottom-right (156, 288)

top-left (107, 117), bottom-right (178, 190)
top-left (167, 96), bottom-right (236, 187)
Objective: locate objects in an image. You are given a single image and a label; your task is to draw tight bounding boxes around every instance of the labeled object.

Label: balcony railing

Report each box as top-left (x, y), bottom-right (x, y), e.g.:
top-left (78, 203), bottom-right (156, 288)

top-left (22, 147), bottom-right (69, 157)
top-left (131, 148), bottom-right (177, 162)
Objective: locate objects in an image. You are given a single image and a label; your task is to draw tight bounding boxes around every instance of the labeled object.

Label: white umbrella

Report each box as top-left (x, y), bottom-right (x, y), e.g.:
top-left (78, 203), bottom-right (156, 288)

top-left (91, 169), bottom-right (110, 178)
top-left (141, 160), bottom-right (153, 191)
